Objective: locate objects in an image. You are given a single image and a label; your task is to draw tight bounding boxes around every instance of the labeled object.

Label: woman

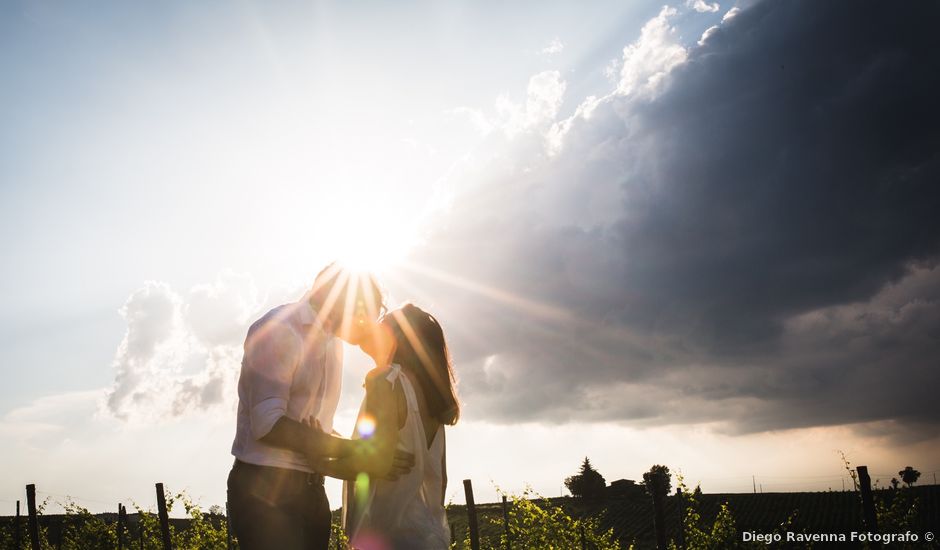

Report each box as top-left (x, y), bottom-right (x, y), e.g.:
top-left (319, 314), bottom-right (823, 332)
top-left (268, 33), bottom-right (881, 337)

top-left (316, 303), bottom-right (460, 550)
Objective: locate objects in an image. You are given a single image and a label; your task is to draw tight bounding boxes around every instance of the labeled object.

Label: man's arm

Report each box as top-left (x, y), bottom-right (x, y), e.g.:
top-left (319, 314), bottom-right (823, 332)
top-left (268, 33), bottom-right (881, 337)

top-left (260, 416), bottom-right (357, 460)
top-left (244, 320), bottom-right (355, 460)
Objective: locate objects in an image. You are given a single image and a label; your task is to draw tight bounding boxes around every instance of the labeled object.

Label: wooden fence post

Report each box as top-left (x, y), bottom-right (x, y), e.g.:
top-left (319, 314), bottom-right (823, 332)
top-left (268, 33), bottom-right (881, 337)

top-left (676, 487), bottom-right (685, 549)
top-left (155, 483), bottom-right (173, 550)
top-left (856, 466), bottom-right (878, 532)
top-left (463, 480), bottom-right (480, 550)
top-left (14, 500), bottom-right (22, 550)
top-left (501, 495), bottom-right (511, 550)
top-left (123, 504), bottom-right (129, 548)
top-left (25, 484), bottom-right (40, 550)
top-left (117, 503), bottom-right (127, 550)
top-left (651, 487), bottom-right (667, 550)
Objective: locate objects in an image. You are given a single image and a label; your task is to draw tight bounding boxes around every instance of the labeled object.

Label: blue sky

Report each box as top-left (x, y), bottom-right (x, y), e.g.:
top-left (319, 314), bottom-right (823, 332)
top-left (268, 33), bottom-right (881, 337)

top-left (1, 0), bottom-right (698, 413)
top-left (0, 0), bottom-right (668, 401)
top-left (3, 0), bottom-right (939, 515)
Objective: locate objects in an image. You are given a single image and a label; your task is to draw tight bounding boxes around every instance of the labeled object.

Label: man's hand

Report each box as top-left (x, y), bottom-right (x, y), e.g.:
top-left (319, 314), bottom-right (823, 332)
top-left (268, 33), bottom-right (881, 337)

top-left (301, 417), bottom-right (347, 467)
top-left (304, 416), bottom-right (415, 479)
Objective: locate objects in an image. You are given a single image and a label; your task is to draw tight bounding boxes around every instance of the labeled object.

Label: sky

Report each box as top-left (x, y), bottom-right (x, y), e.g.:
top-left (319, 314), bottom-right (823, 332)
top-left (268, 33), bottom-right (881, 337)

top-left (2, 0), bottom-right (939, 516)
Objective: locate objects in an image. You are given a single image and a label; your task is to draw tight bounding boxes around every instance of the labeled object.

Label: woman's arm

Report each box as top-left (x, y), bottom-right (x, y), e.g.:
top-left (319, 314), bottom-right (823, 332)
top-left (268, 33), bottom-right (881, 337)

top-left (319, 368), bottom-right (401, 480)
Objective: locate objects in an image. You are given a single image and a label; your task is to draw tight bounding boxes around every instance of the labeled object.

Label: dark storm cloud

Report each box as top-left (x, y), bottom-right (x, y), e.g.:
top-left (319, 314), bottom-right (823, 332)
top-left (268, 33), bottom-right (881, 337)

top-left (402, 0), bottom-right (940, 440)
top-left (615, 0), bottom-right (940, 347)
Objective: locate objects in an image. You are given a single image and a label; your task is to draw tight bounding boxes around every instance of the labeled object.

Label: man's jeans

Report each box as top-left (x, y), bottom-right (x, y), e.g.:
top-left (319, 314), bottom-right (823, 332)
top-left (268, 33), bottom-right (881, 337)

top-left (227, 459), bottom-right (332, 550)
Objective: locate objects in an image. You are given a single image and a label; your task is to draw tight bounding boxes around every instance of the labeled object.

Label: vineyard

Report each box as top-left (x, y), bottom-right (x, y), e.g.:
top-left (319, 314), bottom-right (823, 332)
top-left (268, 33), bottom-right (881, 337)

top-left (446, 485), bottom-right (940, 549)
top-left (2, 482), bottom-right (938, 549)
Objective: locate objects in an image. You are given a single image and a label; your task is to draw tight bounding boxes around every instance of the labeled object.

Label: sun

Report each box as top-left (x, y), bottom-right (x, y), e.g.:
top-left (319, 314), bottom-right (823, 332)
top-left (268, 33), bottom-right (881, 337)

top-left (334, 240), bottom-right (403, 272)
top-left (269, 185), bottom-right (423, 279)
top-left (326, 203), bottom-right (419, 273)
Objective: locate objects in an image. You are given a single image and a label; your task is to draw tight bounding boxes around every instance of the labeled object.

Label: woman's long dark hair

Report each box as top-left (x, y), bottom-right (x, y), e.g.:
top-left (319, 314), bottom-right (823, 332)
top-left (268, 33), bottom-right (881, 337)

top-left (384, 304), bottom-right (460, 425)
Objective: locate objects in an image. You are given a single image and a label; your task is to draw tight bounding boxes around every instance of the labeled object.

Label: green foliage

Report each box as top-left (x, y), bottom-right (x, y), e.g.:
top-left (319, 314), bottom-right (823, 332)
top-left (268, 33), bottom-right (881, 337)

top-left (842, 451), bottom-right (931, 547)
top-left (170, 491), bottom-right (229, 550)
top-left (838, 452), bottom-right (924, 550)
top-left (839, 450), bottom-right (860, 492)
top-left (0, 497), bottom-right (65, 550)
top-left (129, 489), bottom-right (192, 550)
top-left (4, 489), bottom-right (231, 550)
top-left (565, 457), bottom-right (607, 499)
top-left (331, 515), bottom-right (350, 548)
top-left (0, 517), bottom-right (11, 548)
top-left (873, 487), bottom-right (919, 540)
top-left (0, 489), bottom-right (354, 550)
top-left (58, 498), bottom-right (119, 549)
top-left (670, 475), bottom-right (738, 550)
top-left (669, 474), bottom-right (807, 550)
top-left (869, 475), bottom-right (921, 547)
top-left (452, 487), bottom-right (626, 550)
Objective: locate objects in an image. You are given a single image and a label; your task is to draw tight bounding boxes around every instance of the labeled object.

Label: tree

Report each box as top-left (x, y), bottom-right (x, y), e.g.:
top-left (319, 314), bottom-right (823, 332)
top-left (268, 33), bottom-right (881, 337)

top-left (564, 457), bottom-right (607, 499)
top-left (898, 466), bottom-right (921, 487)
top-left (643, 465), bottom-right (672, 498)
top-left (644, 465), bottom-right (672, 550)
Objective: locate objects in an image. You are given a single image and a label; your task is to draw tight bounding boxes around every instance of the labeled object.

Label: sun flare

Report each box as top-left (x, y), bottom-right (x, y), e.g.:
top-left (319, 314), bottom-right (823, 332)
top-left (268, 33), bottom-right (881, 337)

top-left (272, 188), bottom-right (422, 278)
top-left (323, 192), bottom-right (421, 272)
top-left (333, 235), bottom-right (406, 272)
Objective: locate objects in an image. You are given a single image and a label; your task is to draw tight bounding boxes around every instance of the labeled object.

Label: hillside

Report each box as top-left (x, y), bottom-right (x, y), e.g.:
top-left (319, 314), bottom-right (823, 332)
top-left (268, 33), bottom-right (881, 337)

top-left (4, 486), bottom-right (937, 549)
top-left (445, 485), bottom-right (940, 548)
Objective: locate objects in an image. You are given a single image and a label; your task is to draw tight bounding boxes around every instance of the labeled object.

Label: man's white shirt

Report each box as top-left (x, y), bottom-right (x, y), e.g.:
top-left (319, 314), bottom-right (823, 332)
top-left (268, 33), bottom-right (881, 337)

top-left (231, 297), bottom-right (343, 472)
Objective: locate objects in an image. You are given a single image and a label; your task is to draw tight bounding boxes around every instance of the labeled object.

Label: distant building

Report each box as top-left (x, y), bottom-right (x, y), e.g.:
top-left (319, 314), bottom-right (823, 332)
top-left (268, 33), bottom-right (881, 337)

top-left (608, 479), bottom-right (644, 496)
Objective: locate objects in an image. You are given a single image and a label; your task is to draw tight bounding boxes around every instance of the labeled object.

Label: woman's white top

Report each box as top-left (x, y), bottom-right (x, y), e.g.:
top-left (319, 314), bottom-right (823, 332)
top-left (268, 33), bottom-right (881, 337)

top-left (343, 364), bottom-right (450, 550)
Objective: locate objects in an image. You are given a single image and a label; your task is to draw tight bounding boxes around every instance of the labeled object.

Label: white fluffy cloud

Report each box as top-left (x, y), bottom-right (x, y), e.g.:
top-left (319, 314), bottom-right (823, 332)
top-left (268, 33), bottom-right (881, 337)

top-left (104, 272), bottom-right (269, 422)
top-left (491, 70), bottom-right (568, 138)
top-left (687, 0), bottom-right (720, 13)
top-left (106, 282), bottom-right (188, 420)
top-left (187, 271), bottom-right (260, 347)
top-left (616, 6), bottom-right (687, 97)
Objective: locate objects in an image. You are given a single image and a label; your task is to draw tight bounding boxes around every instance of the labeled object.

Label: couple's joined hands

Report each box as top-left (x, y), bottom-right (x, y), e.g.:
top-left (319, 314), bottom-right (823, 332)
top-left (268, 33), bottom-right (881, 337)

top-left (304, 418), bottom-right (415, 481)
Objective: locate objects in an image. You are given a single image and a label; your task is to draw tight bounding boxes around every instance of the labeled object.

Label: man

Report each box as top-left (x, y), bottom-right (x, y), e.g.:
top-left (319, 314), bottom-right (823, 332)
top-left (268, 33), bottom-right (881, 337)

top-left (228, 263), bottom-right (411, 549)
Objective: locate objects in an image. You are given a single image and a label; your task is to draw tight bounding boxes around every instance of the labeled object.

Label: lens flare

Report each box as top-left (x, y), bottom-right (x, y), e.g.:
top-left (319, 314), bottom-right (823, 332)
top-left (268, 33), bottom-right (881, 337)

top-left (358, 415), bottom-right (376, 438)
top-left (351, 532), bottom-right (391, 550)
top-left (355, 471), bottom-right (371, 509)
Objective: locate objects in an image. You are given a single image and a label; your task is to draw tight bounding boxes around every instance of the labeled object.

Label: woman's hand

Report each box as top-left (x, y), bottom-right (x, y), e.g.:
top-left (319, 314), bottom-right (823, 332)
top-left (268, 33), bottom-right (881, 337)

top-left (303, 415), bottom-right (415, 480)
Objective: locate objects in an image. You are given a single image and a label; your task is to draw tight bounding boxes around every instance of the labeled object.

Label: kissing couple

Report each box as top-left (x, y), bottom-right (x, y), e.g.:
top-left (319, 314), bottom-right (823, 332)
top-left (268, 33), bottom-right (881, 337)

top-left (227, 263), bottom-right (460, 550)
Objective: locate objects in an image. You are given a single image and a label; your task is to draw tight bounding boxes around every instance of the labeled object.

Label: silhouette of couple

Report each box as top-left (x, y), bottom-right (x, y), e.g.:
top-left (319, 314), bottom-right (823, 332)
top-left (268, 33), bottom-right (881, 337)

top-left (228, 263), bottom-right (460, 550)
